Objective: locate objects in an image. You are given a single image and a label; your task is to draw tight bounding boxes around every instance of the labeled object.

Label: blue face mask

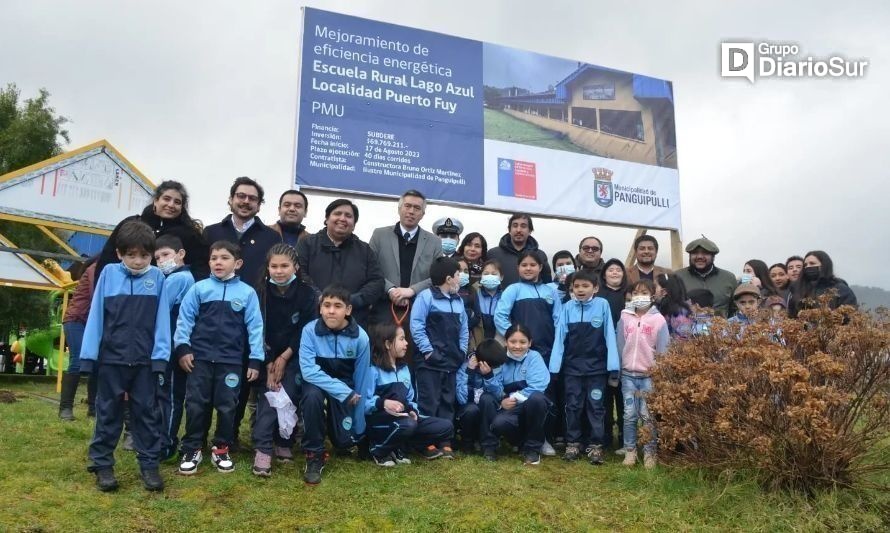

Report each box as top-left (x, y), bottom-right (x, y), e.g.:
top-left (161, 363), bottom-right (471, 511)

top-left (458, 272), bottom-right (470, 287)
top-left (740, 274), bottom-right (753, 284)
top-left (270, 274), bottom-right (296, 286)
top-left (441, 238), bottom-right (458, 255)
top-left (480, 274), bottom-right (501, 290)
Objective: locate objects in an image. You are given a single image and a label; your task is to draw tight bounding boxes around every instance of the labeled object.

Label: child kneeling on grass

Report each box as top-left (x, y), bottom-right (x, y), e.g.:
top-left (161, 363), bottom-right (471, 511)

top-left (617, 280), bottom-right (669, 469)
top-left (364, 323), bottom-right (453, 467)
top-left (80, 221), bottom-right (171, 492)
top-left (175, 241), bottom-right (264, 475)
top-left (479, 324), bottom-right (550, 465)
top-left (299, 285), bottom-right (372, 485)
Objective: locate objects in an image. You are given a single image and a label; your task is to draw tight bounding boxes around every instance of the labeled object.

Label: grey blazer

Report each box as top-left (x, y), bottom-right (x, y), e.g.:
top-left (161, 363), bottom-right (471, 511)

top-left (369, 224), bottom-right (442, 295)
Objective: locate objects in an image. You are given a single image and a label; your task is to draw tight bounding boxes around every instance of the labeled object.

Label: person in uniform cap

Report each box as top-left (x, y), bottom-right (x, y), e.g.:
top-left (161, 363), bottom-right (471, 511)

top-left (673, 236), bottom-right (737, 317)
top-left (433, 217), bottom-right (464, 258)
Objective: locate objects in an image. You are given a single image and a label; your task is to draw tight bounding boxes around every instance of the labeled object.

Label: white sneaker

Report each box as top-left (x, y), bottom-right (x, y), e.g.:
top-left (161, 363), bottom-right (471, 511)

top-left (540, 440), bottom-right (557, 456)
top-left (392, 449), bottom-right (412, 465)
top-left (179, 450), bottom-right (202, 475)
top-left (211, 445), bottom-right (235, 473)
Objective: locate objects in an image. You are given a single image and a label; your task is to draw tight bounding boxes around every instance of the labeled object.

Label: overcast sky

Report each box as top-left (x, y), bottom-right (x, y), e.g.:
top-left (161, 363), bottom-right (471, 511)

top-left (2, 0), bottom-right (888, 288)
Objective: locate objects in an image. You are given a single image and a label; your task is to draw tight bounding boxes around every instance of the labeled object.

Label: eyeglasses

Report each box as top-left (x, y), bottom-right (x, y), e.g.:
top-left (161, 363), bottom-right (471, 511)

top-left (234, 192), bottom-right (260, 203)
top-left (581, 246), bottom-right (601, 253)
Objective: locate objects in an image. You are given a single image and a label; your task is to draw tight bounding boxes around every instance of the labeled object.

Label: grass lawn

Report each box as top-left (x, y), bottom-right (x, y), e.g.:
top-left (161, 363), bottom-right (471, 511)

top-left (1, 379), bottom-right (888, 532)
top-left (484, 108), bottom-right (596, 155)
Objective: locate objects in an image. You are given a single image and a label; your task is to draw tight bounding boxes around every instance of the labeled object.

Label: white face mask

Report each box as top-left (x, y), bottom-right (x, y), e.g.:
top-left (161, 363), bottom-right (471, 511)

top-left (216, 272), bottom-right (236, 281)
top-left (631, 295), bottom-right (652, 309)
top-left (158, 259), bottom-right (178, 275)
top-left (126, 264), bottom-right (152, 276)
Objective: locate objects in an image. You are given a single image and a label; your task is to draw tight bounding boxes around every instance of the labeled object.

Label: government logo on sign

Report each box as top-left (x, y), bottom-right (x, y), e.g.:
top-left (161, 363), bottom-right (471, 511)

top-left (593, 167), bottom-right (614, 208)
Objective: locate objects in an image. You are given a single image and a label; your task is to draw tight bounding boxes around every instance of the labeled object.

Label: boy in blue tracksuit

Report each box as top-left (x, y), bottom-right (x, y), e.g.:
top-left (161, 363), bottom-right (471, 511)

top-left (410, 256), bottom-right (469, 459)
top-left (80, 221), bottom-right (171, 492)
top-left (175, 241), bottom-right (264, 475)
top-left (549, 269), bottom-right (618, 464)
top-left (153, 234), bottom-right (196, 461)
top-left (299, 285), bottom-right (372, 485)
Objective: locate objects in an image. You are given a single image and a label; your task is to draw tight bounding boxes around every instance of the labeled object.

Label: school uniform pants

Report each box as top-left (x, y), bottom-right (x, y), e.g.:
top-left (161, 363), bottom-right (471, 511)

top-left (490, 391), bottom-right (549, 453)
top-left (563, 374), bottom-right (607, 446)
top-left (603, 380), bottom-right (624, 448)
top-left (88, 364), bottom-right (161, 471)
top-left (366, 412), bottom-right (453, 458)
top-left (415, 367), bottom-right (456, 428)
top-left (181, 360), bottom-right (242, 453)
top-left (301, 382), bottom-right (357, 454)
top-left (232, 350), bottom-right (253, 441)
top-left (253, 362), bottom-right (301, 455)
top-left (157, 360), bottom-right (188, 456)
top-left (456, 392), bottom-right (499, 450)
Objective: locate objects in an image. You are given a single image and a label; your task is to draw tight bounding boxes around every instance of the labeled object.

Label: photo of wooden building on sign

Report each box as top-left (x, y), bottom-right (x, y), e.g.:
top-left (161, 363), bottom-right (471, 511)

top-left (485, 63), bottom-right (677, 169)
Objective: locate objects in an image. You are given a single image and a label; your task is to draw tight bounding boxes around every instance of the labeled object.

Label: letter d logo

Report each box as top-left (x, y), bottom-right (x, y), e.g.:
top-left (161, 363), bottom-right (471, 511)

top-left (721, 42), bottom-right (755, 83)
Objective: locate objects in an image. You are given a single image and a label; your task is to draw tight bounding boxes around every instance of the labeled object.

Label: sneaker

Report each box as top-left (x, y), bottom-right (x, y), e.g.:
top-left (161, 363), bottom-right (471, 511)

top-left (540, 440), bottom-right (557, 457)
top-left (392, 449), bottom-right (412, 465)
top-left (614, 448), bottom-right (627, 456)
top-left (643, 450), bottom-right (657, 469)
top-left (483, 448), bottom-right (498, 462)
top-left (303, 452), bottom-right (326, 485)
top-left (421, 445), bottom-right (444, 460)
top-left (211, 445), bottom-right (235, 473)
top-left (179, 450), bottom-right (202, 475)
top-left (95, 468), bottom-right (119, 492)
top-left (252, 451), bottom-right (272, 477)
top-left (275, 446), bottom-right (294, 463)
top-left (140, 468), bottom-right (164, 491)
top-left (622, 448), bottom-right (637, 466)
top-left (587, 444), bottom-right (605, 465)
top-left (59, 406), bottom-right (75, 421)
top-left (121, 431), bottom-right (134, 451)
top-left (440, 446), bottom-right (455, 460)
top-left (373, 453), bottom-right (396, 467)
top-left (563, 443), bottom-right (581, 461)
top-left (522, 449), bottom-right (541, 465)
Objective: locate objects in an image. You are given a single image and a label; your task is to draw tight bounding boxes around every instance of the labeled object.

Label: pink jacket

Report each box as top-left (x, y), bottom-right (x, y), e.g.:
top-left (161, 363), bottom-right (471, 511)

top-left (616, 306), bottom-right (670, 375)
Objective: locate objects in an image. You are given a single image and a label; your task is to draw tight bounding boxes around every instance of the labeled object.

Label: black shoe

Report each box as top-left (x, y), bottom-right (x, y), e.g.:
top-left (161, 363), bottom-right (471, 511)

top-left (420, 445), bottom-right (444, 460)
top-left (482, 448), bottom-right (498, 462)
top-left (522, 449), bottom-right (541, 466)
top-left (440, 446), bottom-right (455, 460)
top-left (304, 452), bottom-right (326, 485)
top-left (140, 468), bottom-right (164, 491)
top-left (587, 444), bottom-right (605, 465)
top-left (563, 443), bottom-right (581, 461)
top-left (95, 468), bottom-right (119, 492)
top-left (59, 406), bottom-right (75, 421)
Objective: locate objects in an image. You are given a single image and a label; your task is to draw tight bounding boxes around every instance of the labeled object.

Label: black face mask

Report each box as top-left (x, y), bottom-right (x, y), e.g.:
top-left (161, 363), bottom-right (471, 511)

top-left (802, 266), bottom-right (820, 281)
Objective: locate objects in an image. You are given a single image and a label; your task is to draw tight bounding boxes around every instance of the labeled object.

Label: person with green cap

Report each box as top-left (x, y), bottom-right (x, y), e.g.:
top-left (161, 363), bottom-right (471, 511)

top-left (673, 236), bottom-right (737, 317)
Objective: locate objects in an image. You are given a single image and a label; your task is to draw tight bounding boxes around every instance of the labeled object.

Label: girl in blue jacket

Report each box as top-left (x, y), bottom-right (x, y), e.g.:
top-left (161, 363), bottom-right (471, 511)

top-left (364, 323), bottom-right (453, 466)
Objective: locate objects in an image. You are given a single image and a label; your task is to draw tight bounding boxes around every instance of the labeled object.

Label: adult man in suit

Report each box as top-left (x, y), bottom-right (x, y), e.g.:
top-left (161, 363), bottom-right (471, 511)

top-left (369, 189), bottom-right (442, 327)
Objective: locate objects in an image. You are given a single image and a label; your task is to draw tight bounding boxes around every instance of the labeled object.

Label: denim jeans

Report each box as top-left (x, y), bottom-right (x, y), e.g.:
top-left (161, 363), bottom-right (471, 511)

top-left (63, 321), bottom-right (86, 374)
top-left (622, 374), bottom-right (656, 453)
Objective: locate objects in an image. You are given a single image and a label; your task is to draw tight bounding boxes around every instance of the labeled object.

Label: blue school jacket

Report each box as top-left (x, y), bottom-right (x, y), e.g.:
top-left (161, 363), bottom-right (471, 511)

top-left (494, 280), bottom-right (561, 362)
top-left (456, 360), bottom-right (487, 406)
top-left (549, 296), bottom-right (619, 376)
top-left (410, 287), bottom-right (468, 372)
top-left (363, 363), bottom-right (418, 415)
top-left (299, 317), bottom-right (371, 435)
top-left (162, 266), bottom-right (195, 336)
top-left (474, 286), bottom-right (502, 341)
top-left (482, 349), bottom-right (550, 402)
top-left (173, 275), bottom-right (265, 370)
top-left (80, 263), bottom-right (170, 374)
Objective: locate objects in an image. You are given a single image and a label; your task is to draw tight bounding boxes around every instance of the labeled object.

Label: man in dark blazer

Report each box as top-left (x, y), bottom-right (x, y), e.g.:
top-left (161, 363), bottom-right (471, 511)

top-left (369, 190), bottom-right (442, 326)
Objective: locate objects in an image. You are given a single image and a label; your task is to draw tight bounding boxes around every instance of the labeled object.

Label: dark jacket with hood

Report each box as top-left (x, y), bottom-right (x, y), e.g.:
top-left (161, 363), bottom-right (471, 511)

top-left (788, 277), bottom-right (857, 318)
top-left (487, 234), bottom-right (552, 287)
top-left (203, 215), bottom-right (282, 288)
top-left (98, 206), bottom-right (210, 280)
top-left (598, 258), bottom-right (628, 328)
top-left (296, 229), bottom-right (384, 326)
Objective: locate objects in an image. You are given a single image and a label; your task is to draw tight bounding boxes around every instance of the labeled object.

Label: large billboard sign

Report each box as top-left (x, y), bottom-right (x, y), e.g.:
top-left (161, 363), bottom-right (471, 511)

top-left (294, 8), bottom-right (680, 230)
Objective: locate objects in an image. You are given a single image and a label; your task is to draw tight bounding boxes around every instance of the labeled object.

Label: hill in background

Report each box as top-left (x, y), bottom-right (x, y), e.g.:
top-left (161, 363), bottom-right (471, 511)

top-left (850, 285), bottom-right (890, 310)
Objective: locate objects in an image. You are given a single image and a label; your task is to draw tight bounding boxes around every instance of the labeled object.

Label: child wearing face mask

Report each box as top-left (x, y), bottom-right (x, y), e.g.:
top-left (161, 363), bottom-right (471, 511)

top-left (409, 256), bottom-right (469, 459)
top-left (153, 235), bottom-right (196, 461)
top-left (549, 250), bottom-right (577, 303)
top-left (616, 280), bottom-right (669, 469)
top-left (474, 260), bottom-right (504, 345)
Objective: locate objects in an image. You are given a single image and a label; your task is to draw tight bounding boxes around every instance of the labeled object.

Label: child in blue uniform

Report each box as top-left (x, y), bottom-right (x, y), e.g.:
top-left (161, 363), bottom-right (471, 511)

top-left (549, 269), bottom-right (618, 464)
top-left (80, 221), bottom-right (171, 492)
top-left (153, 234), bottom-right (195, 461)
top-left (175, 241), bottom-right (264, 475)
top-left (299, 285), bottom-right (372, 485)
top-left (365, 323), bottom-right (453, 466)
top-left (251, 244), bottom-right (318, 477)
top-left (409, 256), bottom-right (468, 459)
top-left (479, 324), bottom-right (550, 465)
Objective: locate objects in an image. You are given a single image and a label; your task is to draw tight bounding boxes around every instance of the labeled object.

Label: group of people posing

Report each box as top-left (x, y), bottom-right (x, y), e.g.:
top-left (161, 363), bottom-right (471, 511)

top-left (58, 178), bottom-right (858, 492)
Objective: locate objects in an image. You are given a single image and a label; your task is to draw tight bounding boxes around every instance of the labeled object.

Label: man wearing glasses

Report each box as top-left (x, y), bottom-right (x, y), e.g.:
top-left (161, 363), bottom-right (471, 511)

top-left (576, 236), bottom-right (606, 278)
